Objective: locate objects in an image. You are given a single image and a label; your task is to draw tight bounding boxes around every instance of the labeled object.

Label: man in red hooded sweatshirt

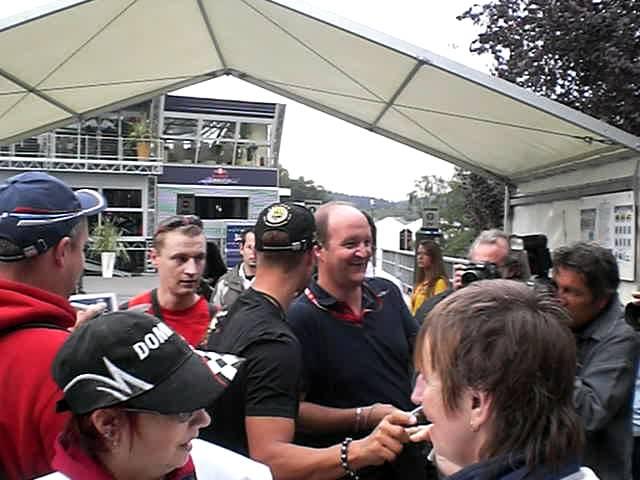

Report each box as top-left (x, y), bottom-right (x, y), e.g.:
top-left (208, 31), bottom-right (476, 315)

top-left (0, 172), bottom-right (106, 479)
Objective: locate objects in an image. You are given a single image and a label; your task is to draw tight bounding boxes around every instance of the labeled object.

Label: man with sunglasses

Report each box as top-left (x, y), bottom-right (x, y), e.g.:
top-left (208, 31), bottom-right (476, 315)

top-left (0, 172), bottom-right (106, 479)
top-left (124, 215), bottom-right (215, 347)
top-left (202, 202), bottom-right (417, 480)
top-left (288, 201), bottom-right (425, 479)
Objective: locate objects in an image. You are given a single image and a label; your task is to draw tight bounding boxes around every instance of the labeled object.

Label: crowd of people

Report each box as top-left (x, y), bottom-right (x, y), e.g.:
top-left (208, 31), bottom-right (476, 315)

top-left (1, 171), bottom-right (639, 480)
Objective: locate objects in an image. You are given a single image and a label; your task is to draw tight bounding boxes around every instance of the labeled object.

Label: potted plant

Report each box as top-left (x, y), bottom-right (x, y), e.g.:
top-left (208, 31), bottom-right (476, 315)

top-left (128, 119), bottom-right (152, 160)
top-left (90, 219), bottom-right (129, 278)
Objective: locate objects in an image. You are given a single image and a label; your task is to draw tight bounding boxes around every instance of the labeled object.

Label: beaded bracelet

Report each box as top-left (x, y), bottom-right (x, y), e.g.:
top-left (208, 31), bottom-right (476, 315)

top-left (340, 437), bottom-right (360, 479)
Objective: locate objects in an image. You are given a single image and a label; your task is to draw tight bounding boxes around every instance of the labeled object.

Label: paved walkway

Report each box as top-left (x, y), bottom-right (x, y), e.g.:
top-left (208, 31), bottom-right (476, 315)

top-left (82, 273), bottom-right (159, 304)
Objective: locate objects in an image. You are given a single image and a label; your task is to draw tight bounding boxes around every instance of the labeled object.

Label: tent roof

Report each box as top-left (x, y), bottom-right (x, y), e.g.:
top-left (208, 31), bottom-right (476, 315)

top-left (1, 0), bottom-right (639, 184)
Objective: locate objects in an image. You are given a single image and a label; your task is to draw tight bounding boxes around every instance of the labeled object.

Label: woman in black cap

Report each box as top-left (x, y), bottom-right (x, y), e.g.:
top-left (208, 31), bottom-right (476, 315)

top-left (37, 310), bottom-right (271, 480)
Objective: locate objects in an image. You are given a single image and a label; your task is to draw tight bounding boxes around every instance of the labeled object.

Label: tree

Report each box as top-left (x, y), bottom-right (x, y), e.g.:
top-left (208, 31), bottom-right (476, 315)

top-left (455, 168), bottom-right (505, 233)
top-left (459, 0), bottom-right (640, 136)
top-left (279, 166), bottom-right (329, 203)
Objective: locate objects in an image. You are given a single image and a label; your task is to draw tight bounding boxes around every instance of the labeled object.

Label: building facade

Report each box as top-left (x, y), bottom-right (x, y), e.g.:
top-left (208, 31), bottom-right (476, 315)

top-left (0, 94), bottom-right (286, 272)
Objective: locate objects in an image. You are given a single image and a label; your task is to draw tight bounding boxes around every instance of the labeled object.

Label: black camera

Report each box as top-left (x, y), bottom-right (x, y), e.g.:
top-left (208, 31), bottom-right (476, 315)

top-left (459, 262), bottom-right (501, 287)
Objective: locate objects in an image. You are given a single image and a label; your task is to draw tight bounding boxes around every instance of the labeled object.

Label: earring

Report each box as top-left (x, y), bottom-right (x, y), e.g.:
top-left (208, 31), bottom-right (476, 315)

top-left (103, 428), bottom-right (119, 448)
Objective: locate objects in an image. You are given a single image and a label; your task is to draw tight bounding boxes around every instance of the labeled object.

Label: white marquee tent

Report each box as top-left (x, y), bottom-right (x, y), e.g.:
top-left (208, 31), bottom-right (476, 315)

top-left (5, 0), bottom-right (640, 296)
top-left (1, 0), bottom-right (639, 184)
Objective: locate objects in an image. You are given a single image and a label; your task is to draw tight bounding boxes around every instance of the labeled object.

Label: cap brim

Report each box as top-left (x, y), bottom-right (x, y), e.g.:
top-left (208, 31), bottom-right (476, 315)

top-left (75, 189), bottom-right (107, 217)
top-left (127, 350), bottom-right (244, 414)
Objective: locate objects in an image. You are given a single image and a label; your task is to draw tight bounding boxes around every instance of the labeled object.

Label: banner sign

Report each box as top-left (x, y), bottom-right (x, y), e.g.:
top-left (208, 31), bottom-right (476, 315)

top-left (160, 165), bottom-right (277, 187)
top-left (226, 224), bottom-right (250, 267)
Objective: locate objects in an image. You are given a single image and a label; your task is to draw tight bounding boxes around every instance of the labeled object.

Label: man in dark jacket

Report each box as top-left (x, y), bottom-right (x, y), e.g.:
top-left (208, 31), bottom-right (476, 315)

top-left (553, 242), bottom-right (639, 480)
top-left (0, 172), bottom-right (106, 479)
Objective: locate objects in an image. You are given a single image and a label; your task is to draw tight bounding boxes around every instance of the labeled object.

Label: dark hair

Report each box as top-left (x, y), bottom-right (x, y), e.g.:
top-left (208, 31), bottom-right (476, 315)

top-left (552, 242), bottom-right (619, 302)
top-left (360, 210), bottom-right (377, 250)
top-left (60, 409), bottom-right (140, 455)
top-left (204, 241), bottom-right (227, 284)
top-left (414, 240), bottom-right (448, 295)
top-left (415, 280), bottom-right (583, 471)
top-left (240, 228), bottom-right (255, 247)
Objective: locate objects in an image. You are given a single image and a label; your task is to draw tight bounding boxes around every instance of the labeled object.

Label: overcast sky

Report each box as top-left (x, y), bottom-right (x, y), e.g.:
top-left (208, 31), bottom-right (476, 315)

top-left (2, 0), bottom-right (491, 201)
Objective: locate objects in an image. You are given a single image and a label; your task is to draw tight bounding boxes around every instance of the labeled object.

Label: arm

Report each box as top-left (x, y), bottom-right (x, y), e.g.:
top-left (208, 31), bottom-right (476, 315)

top-left (297, 400), bottom-right (395, 434)
top-left (247, 410), bottom-right (415, 480)
top-left (574, 324), bottom-right (639, 431)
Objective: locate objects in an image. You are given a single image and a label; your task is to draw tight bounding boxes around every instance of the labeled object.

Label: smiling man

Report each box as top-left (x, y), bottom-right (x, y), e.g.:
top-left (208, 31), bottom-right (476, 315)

top-left (125, 215), bottom-right (213, 347)
top-left (552, 242), bottom-right (639, 480)
top-left (288, 202), bottom-right (424, 480)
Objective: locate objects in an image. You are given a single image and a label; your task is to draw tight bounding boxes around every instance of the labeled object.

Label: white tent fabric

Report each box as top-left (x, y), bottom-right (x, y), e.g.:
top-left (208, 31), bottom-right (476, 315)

top-left (1, 0), bottom-right (639, 183)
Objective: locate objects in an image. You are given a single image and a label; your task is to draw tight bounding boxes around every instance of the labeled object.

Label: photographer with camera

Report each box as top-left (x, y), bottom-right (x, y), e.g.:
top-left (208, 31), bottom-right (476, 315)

top-left (414, 229), bottom-right (522, 324)
top-left (453, 229), bottom-right (513, 289)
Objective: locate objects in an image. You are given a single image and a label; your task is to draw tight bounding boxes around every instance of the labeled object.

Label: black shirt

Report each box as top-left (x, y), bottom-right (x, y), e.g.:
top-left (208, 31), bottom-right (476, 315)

top-left (200, 288), bottom-right (302, 456)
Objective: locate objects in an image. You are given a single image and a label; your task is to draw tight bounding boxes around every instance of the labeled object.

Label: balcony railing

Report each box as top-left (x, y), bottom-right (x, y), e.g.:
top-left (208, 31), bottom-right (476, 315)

top-left (0, 133), bottom-right (164, 174)
top-left (0, 133), bottom-right (164, 162)
top-left (0, 133), bottom-right (278, 169)
top-left (381, 247), bottom-right (466, 293)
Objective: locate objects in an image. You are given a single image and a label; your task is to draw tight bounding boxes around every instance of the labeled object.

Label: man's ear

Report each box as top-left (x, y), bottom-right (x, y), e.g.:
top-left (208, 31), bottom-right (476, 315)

top-left (51, 237), bottom-right (72, 267)
top-left (468, 389), bottom-right (492, 432)
top-left (594, 295), bottom-right (610, 313)
top-left (149, 247), bottom-right (160, 267)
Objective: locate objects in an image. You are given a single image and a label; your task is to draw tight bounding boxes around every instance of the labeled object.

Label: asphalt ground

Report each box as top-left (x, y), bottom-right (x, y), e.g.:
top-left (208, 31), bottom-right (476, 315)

top-left (82, 273), bottom-right (160, 305)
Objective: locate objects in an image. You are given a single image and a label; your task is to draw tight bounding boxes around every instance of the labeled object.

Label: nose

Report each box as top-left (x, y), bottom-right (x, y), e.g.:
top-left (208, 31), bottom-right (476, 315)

top-left (555, 289), bottom-right (568, 306)
top-left (411, 373), bottom-right (425, 405)
top-left (355, 243), bottom-right (372, 259)
top-left (184, 258), bottom-right (198, 275)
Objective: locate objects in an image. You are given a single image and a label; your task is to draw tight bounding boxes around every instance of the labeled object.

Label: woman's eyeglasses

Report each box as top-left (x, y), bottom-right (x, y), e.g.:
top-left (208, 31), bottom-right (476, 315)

top-left (123, 408), bottom-right (198, 423)
top-left (154, 215), bottom-right (203, 236)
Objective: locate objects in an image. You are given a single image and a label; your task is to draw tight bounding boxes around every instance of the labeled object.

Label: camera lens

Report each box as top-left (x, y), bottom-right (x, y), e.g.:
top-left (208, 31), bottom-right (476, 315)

top-left (461, 270), bottom-right (479, 286)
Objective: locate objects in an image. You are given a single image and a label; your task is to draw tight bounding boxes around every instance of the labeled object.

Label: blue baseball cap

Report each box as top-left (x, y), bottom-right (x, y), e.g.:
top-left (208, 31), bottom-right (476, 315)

top-left (0, 172), bottom-right (106, 261)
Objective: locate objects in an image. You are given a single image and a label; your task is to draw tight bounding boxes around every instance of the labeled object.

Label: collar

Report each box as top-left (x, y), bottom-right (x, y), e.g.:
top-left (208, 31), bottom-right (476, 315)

top-left (449, 453), bottom-right (578, 480)
top-left (575, 295), bottom-right (623, 342)
top-left (305, 278), bottom-right (388, 324)
top-left (53, 435), bottom-right (196, 480)
top-left (250, 287), bottom-right (287, 321)
top-left (239, 263), bottom-right (255, 281)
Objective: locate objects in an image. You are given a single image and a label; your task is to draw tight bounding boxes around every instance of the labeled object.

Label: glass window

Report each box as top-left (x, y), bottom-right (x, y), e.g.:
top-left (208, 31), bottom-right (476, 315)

top-left (195, 197), bottom-right (248, 220)
top-left (103, 189), bottom-right (142, 208)
top-left (163, 117), bottom-right (198, 138)
top-left (201, 120), bottom-right (236, 141)
top-left (238, 122), bottom-right (268, 142)
top-left (102, 211), bottom-right (143, 237)
top-left (165, 139), bottom-right (196, 164)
